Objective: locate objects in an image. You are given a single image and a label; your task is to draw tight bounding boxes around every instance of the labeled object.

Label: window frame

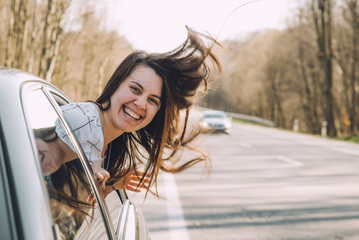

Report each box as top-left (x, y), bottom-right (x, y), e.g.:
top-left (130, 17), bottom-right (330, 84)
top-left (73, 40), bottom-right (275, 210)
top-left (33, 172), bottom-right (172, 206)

top-left (41, 85), bottom-right (116, 239)
top-left (0, 124), bottom-right (18, 240)
top-left (20, 80), bottom-right (145, 240)
top-left (20, 81), bottom-right (117, 239)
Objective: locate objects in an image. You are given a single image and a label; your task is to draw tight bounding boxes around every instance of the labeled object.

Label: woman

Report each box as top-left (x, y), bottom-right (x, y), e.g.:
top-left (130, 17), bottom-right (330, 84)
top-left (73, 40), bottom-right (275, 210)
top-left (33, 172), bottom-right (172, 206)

top-left (39, 26), bottom-right (222, 198)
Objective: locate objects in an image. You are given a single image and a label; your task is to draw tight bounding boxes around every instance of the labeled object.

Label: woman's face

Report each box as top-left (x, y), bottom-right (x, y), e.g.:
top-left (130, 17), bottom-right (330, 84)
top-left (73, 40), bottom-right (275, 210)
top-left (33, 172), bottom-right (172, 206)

top-left (107, 65), bottom-right (162, 133)
top-left (36, 138), bottom-right (65, 176)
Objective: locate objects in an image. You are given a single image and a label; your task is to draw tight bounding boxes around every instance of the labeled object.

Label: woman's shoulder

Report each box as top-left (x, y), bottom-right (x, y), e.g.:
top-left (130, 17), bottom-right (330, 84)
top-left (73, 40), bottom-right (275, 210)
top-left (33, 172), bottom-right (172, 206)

top-left (56, 102), bottom-right (104, 162)
top-left (59, 102), bottom-right (101, 128)
top-left (60, 102), bottom-right (98, 115)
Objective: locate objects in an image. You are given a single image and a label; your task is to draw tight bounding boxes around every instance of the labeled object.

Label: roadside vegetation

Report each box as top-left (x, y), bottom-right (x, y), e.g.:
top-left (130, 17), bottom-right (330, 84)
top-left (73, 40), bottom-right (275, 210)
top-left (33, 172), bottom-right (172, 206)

top-left (201, 0), bottom-right (359, 139)
top-left (1, 0), bottom-right (359, 139)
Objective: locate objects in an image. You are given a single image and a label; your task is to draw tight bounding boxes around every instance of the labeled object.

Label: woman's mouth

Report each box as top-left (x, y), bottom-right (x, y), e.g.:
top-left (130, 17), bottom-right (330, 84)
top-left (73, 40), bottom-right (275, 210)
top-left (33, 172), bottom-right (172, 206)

top-left (123, 106), bottom-right (142, 120)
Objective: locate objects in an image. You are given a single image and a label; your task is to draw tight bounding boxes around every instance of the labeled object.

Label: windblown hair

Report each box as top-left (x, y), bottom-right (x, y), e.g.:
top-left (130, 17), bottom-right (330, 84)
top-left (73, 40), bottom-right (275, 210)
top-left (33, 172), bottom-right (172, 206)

top-left (95, 27), bottom-right (222, 195)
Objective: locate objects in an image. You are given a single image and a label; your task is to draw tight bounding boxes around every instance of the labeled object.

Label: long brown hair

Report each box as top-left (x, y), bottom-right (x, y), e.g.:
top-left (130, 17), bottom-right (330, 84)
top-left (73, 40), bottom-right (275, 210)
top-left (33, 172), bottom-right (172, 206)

top-left (95, 27), bottom-right (222, 195)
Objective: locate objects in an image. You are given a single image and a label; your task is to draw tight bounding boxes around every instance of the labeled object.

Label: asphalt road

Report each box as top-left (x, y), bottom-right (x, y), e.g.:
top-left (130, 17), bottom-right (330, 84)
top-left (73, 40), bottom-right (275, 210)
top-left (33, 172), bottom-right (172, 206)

top-left (131, 121), bottom-right (359, 240)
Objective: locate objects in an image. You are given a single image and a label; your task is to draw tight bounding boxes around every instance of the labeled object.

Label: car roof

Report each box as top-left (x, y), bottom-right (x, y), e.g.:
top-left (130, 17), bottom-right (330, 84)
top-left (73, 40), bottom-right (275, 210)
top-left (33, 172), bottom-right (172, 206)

top-left (0, 67), bottom-right (43, 86)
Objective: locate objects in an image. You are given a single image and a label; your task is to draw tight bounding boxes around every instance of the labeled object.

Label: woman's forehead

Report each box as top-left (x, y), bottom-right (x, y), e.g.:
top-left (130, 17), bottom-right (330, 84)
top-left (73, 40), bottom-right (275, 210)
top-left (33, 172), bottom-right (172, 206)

top-left (126, 65), bottom-right (163, 94)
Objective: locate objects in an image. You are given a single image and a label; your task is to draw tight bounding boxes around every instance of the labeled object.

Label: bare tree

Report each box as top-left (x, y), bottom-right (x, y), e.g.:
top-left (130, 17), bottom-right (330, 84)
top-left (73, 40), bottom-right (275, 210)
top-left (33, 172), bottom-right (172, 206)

top-left (341, 0), bottom-right (359, 133)
top-left (311, 0), bottom-right (337, 137)
top-left (263, 53), bottom-right (286, 127)
top-left (38, 0), bottom-right (69, 81)
top-left (5, 0), bottom-right (33, 69)
top-left (292, 9), bottom-right (323, 134)
top-left (51, 6), bottom-right (133, 101)
top-left (3, 0), bottom-right (69, 82)
top-left (333, 0), bottom-right (359, 134)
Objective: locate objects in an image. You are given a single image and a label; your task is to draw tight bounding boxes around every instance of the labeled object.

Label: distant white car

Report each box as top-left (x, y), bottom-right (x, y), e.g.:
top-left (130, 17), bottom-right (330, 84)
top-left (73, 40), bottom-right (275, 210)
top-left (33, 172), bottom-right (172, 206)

top-left (200, 110), bottom-right (232, 134)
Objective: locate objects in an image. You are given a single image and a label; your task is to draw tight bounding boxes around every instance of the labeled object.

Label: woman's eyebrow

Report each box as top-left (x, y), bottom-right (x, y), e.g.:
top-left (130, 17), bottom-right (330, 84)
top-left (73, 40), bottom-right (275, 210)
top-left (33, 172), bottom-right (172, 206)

top-left (130, 81), bottom-right (161, 100)
top-left (152, 95), bottom-right (161, 101)
top-left (130, 80), bottom-right (144, 90)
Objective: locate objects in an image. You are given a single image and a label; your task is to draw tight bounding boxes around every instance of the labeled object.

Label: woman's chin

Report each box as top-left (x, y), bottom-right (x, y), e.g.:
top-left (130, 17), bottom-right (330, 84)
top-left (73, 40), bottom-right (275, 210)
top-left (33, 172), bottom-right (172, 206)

top-left (42, 163), bottom-right (61, 176)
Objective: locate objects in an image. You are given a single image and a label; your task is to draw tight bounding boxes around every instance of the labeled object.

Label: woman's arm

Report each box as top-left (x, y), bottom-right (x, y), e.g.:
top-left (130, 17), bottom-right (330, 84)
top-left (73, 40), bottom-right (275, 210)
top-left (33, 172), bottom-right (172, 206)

top-left (87, 168), bottom-right (151, 203)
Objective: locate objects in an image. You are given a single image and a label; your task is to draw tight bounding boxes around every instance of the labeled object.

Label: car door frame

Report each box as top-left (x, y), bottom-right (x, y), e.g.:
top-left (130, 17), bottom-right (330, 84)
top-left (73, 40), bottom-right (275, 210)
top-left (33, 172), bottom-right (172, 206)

top-left (40, 84), bottom-right (117, 239)
top-left (42, 84), bottom-right (149, 240)
top-left (19, 77), bottom-right (149, 240)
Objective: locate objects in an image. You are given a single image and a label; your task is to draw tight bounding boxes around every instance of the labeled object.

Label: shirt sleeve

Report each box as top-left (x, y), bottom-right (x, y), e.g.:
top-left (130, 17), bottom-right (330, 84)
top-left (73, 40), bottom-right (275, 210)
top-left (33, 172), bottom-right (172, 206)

top-left (54, 102), bottom-right (104, 165)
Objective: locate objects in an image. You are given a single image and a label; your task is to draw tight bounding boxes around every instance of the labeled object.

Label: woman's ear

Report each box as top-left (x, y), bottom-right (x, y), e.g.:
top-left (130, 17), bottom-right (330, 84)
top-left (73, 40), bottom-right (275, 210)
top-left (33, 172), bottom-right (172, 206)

top-left (102, 100), bottom-right (111, 110)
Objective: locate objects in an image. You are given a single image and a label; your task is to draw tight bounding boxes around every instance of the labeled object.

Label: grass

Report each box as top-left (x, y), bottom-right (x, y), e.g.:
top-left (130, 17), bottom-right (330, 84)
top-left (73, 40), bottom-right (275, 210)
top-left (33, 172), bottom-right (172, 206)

top-left (229, 114), bottom-right (359, 144)
top-left (233, 117), bottom-right (359, 144)
top-left (231, 117), bottom-right (276, 128)
top-left (231, 118), bottom-right (253, 124)
top-left (335, 134), bottom-right (359, 143)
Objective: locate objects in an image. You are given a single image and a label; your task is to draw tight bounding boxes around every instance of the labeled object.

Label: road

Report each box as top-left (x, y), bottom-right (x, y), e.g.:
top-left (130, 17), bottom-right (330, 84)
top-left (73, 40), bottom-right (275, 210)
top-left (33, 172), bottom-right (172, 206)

top-left (131, 122), bottom-right (359, 240)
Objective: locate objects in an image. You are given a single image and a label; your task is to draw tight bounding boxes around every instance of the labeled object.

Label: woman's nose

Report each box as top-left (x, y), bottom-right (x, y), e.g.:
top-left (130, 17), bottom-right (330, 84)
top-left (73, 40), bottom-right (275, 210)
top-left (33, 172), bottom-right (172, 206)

top-left (134, 96), bottom-right (146, 110)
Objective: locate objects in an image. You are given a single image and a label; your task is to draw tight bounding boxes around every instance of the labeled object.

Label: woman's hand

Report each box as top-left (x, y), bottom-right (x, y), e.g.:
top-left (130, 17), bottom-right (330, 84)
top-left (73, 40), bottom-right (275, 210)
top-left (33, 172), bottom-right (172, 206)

top-left (91, 163), bottom-right (110, 189)
top-left (88, 168), bottom-right (152, 203)
top-left (109, 168), bottom-right (151, 193)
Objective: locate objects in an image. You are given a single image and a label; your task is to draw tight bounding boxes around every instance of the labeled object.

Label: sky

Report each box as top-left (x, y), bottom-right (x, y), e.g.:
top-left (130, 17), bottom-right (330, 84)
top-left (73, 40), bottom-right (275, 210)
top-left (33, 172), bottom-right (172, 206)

top-left (103, 0), bottom-right (303, 53)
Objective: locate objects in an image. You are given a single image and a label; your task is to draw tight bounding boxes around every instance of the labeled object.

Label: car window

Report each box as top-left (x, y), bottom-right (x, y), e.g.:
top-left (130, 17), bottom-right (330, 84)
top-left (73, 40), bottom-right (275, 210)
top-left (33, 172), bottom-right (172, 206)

top-left (46, 88), bottom-right (135, 239)
top-left (202, 110), bottom-right (228, 118)
top-left (21, 84), bottom-right (110, 239)
top-left (21, 83), bottom-right (146, 239)
top-left (46, 88), bottom-right (127, 238)
top-left (203, 114), bottom-right (225, 118)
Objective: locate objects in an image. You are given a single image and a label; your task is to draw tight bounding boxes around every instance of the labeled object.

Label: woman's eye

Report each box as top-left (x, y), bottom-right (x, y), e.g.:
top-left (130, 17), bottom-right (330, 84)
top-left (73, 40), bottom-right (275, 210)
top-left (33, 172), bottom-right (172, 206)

top-left (149, 98), bottom-right (159, 106)
top-left (130, 86), bottom-right (140, 93)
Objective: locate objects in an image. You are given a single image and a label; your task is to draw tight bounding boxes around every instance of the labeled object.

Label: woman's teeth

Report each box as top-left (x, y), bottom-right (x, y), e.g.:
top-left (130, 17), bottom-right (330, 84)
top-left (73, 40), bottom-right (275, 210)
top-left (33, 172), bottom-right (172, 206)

top-left (123, 106), bottom-right (141, 120)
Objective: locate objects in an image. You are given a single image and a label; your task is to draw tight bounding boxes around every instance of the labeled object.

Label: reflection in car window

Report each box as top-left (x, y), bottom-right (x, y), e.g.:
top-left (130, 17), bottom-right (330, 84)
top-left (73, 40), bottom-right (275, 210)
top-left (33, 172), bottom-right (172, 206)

top-left (22, 86), bottom-right (108, 239)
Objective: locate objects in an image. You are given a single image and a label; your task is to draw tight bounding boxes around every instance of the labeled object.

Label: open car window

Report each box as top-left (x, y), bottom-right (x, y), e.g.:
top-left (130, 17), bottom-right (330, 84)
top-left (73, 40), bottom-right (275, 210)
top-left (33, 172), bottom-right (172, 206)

top-left (44, 87), bottom-right (138, 239)
top-left (21, 83), bottom-right (111, 239)
top-left (20, 82), bottom-right (147, 240)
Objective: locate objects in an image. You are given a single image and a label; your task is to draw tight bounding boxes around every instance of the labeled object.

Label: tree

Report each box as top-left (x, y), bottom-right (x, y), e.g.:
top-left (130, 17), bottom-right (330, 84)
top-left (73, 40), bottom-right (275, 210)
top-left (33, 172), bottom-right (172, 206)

top-left (1, 0), bottom-right (133, 101)
top-left (38, 0), bottom-right (69, 81)
top-left (311, 0), bottom-right (337, 137)
top-left (292, 8), bottom-right (323, 134)
top-left (338, 0), bottom-right (359, 133)
top-left (4, 0), bottom-right (69, 81)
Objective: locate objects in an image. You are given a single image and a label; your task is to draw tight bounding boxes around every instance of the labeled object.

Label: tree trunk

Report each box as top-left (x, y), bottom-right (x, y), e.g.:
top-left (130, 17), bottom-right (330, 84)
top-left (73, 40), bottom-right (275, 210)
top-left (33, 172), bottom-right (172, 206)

top-left (348, 0), bottom-right (359, 133)
top-left (38, 0), bottom-right (69, 82)
top-left (312, 0), bottom-right (337, 137)
top-left (298, 43), bottom-right (321, 133)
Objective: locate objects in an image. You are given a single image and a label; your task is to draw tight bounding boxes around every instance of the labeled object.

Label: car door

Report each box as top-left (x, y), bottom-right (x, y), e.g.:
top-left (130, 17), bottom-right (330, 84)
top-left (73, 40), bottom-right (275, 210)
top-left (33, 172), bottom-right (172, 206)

top-left (21, 81), bottom-right (113, 239)
top-left (21, 80), bottom-right (149, 240)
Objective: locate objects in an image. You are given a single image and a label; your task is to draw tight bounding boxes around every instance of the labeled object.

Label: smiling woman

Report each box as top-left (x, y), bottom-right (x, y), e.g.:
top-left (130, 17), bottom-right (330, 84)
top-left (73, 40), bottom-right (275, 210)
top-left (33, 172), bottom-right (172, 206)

top-left (105, 65), bottom-right (163, 135)
top-left (92, 26), bottom-right (222, 197)
top-left (39, 26), bottom-right (222, 201)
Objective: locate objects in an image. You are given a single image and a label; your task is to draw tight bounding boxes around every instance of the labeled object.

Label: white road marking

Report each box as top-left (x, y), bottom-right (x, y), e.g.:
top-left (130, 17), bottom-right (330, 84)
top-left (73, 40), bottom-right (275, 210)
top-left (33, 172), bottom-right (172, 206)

top-left (276, 155), bottom-right (302, 166)
top-left (239, 141), bottom-right (252, 148)
top-left (325, 146), bottom-right (359, 155)
top-left (163, 172), bottom-right (190, 240)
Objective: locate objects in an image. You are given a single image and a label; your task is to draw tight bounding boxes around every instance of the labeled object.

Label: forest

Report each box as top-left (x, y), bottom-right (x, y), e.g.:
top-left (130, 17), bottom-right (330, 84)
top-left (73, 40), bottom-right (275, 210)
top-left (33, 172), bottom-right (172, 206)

top-left (1, 0), bottom-right (359, 138)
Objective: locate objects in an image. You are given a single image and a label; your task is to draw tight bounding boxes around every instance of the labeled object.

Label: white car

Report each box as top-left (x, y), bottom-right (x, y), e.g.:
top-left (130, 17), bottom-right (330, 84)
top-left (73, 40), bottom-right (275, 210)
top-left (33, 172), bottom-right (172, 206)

top-left (201, 110), bottom-right (232, 134)
top-left (0, 67), bottom-right (150, 240)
